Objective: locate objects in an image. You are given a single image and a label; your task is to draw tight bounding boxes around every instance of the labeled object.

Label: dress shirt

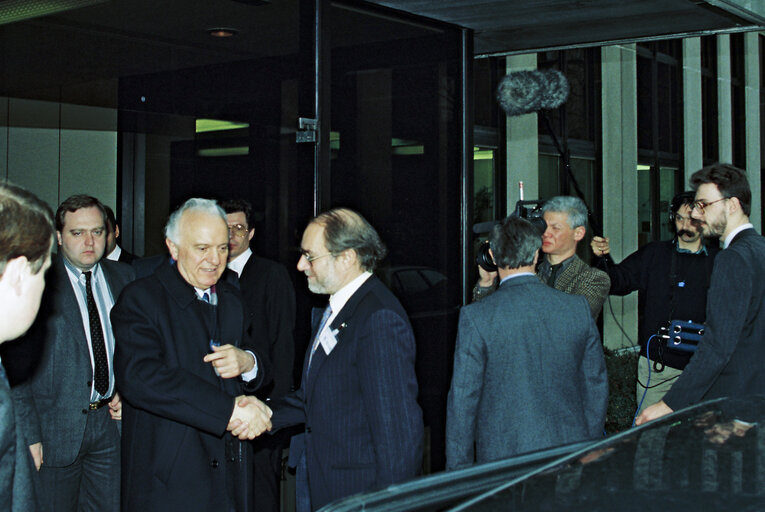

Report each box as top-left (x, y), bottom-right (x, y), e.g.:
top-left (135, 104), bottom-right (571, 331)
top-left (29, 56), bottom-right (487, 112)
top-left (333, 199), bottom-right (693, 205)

top-left (537, 254), bottom-right (576, 286)
top-left (227, 247), bottom-right (252, 277)
top-left (499, 272), bottom-right (535, 286)
top-left (105, 245), bottom-right (122, 261)
top-left (62, 258), bottom-right (116, 401)
top-left (326, 271), bottom-right (373, 330)
top-left (724, 223), bottom-right (754, 248)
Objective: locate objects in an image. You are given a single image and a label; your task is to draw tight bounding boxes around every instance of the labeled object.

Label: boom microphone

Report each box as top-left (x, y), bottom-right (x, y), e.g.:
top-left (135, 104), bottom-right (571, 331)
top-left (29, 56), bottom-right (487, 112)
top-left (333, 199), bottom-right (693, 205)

top-left (496, 69), bottom-right (569, 116)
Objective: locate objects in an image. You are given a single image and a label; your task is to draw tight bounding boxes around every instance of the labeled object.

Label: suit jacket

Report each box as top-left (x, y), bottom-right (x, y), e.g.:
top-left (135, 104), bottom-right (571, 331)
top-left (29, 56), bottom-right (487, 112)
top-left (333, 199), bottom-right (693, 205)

top-left (112, 260), bottom-right (266, 512)
top-left (664, 228), bottom-right (765, 410)
top-left (270, 275), bottom-right (424, 510)
top-left (11, 255), bottom-right (134, 467)
top-left (544, 254), bottom-right (610, 319)
top-left (117, 247), bottom-right (137, 265)
top-left (446, 275), bottom-right (608, 469)
top-left (237, 254), bottom-right (295, 399)
top-left (0, 364), bottom-right (37, 512)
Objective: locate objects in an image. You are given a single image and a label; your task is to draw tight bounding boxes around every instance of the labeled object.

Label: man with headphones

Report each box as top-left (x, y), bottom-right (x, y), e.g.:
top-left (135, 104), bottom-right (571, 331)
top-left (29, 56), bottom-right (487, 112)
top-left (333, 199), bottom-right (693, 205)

top-left (591, 191), bottom-right (720, 414)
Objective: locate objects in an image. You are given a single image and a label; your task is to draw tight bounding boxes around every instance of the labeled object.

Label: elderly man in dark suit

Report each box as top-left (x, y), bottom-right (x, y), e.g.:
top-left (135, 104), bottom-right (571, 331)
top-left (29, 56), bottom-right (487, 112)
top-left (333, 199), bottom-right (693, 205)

top-left (269, 208), bottom-right (424, 511)
top-left (446, 215), bottom-right (608, 469)
top-left (0, 182), bottom-right (54, 512)
top-left (112, 198), bottom-right (272, 512)
top-left (10, 195), bottom-right (134, 511)
top-left (220, 198), bottom-right (295, 512)
top-left (638, 164), bottom-right (765, 425)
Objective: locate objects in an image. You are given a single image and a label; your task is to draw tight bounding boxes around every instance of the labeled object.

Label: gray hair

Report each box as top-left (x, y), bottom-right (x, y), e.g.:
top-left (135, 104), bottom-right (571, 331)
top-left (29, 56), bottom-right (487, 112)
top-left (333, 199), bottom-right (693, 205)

top-left (312, 208), bottom-right (387, 272)
top-left (541, 196), bottom-right (587, 229)
top-left (164, 198), bottom-right (227, 244)
top-left (489, 216), bottom-right (541, 269)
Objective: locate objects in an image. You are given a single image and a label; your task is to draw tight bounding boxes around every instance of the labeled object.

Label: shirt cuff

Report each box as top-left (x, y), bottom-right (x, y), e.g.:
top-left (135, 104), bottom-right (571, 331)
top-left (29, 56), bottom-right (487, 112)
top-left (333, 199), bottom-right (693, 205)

top-left (240, 350), bottom-right (258, 382)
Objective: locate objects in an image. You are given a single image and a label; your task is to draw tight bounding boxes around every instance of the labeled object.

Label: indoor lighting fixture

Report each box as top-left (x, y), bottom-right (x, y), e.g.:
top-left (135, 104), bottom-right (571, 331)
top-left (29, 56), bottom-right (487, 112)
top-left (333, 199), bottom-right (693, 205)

top-left (207, 28), bottom-right (238, 38)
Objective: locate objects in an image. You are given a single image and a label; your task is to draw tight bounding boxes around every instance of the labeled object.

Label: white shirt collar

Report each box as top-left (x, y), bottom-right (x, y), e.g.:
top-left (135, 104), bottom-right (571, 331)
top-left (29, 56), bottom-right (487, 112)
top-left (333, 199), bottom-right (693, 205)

top-left (500, 272), bottom-right (535, 285)
top-left (194, 287), bottom-right (212, 300)
top-left (227, 247), bottom-right (252, 277)
top-left (328, 271), bottom-right (373, 321)
top-left (105, 245), bottom-right (121, 261)
top-left (724, 223), bottom-right (753, 249)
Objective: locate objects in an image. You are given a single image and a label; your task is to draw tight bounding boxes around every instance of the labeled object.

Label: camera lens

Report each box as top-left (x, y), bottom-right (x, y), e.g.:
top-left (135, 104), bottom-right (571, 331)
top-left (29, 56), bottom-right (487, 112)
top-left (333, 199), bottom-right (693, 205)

top-left (475, 240), bottom-right (497, 272)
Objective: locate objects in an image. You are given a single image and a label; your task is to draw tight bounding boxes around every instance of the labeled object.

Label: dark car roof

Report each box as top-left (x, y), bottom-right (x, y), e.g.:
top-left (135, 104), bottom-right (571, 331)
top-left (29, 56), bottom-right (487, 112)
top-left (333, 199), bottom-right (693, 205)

top-left (323, 396), bottom-right (765, 511)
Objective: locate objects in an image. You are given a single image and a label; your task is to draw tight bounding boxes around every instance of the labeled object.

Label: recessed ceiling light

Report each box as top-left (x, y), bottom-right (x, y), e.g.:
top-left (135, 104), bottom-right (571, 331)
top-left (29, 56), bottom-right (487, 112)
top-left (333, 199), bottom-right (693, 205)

top-left (207, 28), bottom-right (238, 38)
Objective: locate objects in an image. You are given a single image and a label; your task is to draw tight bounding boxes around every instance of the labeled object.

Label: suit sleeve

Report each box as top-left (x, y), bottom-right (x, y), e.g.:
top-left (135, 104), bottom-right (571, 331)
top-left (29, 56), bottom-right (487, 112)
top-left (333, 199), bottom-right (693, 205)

top-left (581, 268), bottom-right (610, 319)
top-left (445, 307), bottom-right (484, 470)
top-left (663, 249), bottom-right (750, 410)
top-left (578, 301), bottom-right (608, 436)
top-left (10, 383), bottom-right (41, 447)
top-left (111, 287), bottom-right (237, 436)
top-left (356, 309), bottom-right (423, 486)
top-left (264, 265), bottom-right (296, 398)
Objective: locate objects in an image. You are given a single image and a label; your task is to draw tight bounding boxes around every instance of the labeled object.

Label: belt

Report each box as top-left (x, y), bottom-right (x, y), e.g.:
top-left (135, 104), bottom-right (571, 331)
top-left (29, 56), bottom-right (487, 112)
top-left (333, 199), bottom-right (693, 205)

top-left (89, 396), bottom-right (113, 410)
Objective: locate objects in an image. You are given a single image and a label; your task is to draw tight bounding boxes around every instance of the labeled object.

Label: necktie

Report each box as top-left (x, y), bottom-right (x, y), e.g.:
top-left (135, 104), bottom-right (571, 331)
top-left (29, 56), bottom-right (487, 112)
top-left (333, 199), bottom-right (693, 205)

top-left (547, 263), bottom-right (562, 287)
top-left (307, 305), bottom-right (332, 371)
top-left (202, 292), bottom-right (210, 303)
top-left (84, 271), bottom-right (109, 396)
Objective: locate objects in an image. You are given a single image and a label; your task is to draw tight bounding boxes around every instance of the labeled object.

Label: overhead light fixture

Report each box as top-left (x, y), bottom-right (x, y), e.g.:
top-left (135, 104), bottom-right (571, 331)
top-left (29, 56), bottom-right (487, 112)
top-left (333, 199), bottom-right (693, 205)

top-left (0, 0), bottom-right (108, 25)
top-left (207, 28), bottom-right (238, 38)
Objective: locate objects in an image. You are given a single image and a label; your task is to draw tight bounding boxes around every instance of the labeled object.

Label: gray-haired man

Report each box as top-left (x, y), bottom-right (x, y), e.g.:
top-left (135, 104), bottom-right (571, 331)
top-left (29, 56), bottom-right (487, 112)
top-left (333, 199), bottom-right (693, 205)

top-left (474, 195), bottom-right (610, 319)
top-left (447, 215), bottom-right (607, 468)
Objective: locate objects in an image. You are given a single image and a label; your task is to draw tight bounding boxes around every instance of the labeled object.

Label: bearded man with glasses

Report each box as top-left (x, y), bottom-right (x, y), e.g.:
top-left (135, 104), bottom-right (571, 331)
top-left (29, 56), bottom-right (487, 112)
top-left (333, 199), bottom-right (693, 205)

top-left (637, 163), bottom-right (765, 425)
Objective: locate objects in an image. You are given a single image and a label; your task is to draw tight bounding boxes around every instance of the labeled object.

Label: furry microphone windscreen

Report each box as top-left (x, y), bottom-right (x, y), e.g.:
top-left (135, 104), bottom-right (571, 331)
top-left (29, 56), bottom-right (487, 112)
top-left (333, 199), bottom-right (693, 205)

top-left (496, 69), bottom-right (570, 116)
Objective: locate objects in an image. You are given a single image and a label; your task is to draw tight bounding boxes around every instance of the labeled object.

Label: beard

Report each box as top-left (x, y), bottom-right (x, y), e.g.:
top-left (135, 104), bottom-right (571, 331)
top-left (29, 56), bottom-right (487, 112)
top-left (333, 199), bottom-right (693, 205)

top-left (703, 216), bottom-right (727, 238)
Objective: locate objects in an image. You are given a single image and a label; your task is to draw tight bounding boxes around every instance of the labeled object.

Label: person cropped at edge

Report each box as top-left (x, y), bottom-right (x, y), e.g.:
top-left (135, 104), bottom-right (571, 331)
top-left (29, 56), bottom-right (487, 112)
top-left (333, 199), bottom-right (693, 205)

top-left (637, 163), bottom-right (765, 425)
top-left (591, 191), bottom-right (720, 413)
top-left (0, 182), bottom-right (55, 512)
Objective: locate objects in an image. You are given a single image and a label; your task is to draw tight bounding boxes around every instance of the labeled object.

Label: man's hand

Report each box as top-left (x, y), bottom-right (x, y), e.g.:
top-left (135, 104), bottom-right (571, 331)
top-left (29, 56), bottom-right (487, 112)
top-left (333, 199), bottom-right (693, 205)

top-left (591, 236), bottom-right (610, 257)
top-left (109, 392), bottom-right (122, 420)
top-left (29, 443), bottom-right (43, 471)
top-left (477, 266), bottom-right (497, 288)
top-left (227, 395), bottom-right (272, 440)
top-left (203, 345), bottom-right (255, 379)
top-left (635, 400), bottom-right (673, 426)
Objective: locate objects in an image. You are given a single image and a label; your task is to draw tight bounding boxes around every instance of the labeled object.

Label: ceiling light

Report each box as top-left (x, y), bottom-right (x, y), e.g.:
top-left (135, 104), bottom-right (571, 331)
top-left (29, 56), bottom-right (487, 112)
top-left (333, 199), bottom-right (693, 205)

top-left (207, 28), bottom-right (238, 38)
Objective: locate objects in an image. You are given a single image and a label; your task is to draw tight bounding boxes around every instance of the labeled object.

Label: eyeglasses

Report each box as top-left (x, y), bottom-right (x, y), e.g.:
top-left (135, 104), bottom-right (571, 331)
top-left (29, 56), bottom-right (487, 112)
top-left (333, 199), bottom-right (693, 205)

top-left (228, 223), bottom-right (249, 238)
top-left (691, 197), bottom-right (728, 214)
top-left (299, 251), bottom-right (333, 265)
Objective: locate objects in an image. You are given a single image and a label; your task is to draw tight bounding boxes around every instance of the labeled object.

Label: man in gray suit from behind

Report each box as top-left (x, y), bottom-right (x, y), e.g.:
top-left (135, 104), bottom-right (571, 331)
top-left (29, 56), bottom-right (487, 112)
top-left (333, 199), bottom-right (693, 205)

top-left (446, 216), bottom-right (608, 469)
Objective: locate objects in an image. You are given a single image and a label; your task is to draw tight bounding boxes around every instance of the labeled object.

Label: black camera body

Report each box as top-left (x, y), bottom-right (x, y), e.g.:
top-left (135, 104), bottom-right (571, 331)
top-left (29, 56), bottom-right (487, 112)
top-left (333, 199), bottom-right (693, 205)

top-left (475, 200), bottom-right (547, 272)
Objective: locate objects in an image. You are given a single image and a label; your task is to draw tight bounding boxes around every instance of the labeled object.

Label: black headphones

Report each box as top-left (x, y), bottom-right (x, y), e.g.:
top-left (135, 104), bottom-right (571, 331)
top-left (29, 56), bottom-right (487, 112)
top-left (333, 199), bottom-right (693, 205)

top-left (669, 191), bottom-right (696, 223)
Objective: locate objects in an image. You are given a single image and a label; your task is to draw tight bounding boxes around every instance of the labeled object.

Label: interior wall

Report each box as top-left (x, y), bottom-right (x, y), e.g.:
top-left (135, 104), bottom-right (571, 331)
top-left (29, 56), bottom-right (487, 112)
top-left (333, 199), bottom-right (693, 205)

top-left (0, 97), bottom-right (117, 215)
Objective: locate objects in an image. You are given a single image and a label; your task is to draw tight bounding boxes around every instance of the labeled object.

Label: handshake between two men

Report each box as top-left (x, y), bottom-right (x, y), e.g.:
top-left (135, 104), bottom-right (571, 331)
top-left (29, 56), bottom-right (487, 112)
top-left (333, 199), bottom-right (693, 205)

top-left (203, 342), bottom-right (273, 440)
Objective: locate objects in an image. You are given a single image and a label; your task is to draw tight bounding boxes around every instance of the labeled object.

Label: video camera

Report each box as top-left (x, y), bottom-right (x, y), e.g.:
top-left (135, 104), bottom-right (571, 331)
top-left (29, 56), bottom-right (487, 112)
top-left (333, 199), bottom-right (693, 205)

top-left (474, 199), bottom-right (547, 273)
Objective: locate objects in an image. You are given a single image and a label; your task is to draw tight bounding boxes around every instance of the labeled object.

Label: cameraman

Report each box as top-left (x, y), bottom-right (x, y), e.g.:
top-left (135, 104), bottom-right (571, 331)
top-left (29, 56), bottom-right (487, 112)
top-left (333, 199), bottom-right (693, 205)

top-left (591, 191), bottom-right (720, 413)
top-left (474, 196), bottom-right (609, 320)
